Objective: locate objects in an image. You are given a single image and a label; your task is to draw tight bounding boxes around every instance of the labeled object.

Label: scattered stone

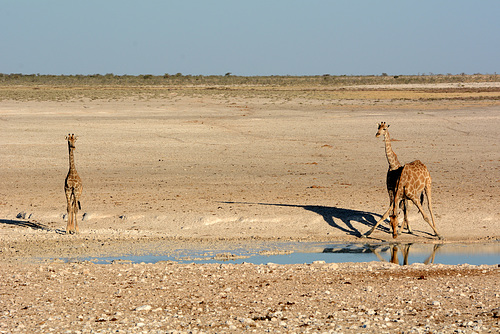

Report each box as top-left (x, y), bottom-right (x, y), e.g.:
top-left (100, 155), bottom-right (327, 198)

top-left (16, 212), bottom-right (33, 219)
top-left (135, 305), bottom-right (152, 312)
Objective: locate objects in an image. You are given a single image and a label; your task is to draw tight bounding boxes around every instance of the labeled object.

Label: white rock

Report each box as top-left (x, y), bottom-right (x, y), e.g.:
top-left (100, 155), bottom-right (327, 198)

top-left (239, 318), bottom-right (254, 324)
top-left (135, 305), bottom-right (152, 311)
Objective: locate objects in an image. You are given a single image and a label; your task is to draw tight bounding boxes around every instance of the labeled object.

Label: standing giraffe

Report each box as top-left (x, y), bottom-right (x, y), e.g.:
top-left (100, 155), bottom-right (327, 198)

top-left (64, 134), bottom-right (83, 234)
top-left (389, 160), bottom-right (442, 239)
top-left (364, 122), bottom-right (409, 237)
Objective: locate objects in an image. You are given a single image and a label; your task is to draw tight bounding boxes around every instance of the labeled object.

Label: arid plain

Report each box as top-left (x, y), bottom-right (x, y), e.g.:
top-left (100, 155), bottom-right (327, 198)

top-left (1, 77), bottom-right (499, 332)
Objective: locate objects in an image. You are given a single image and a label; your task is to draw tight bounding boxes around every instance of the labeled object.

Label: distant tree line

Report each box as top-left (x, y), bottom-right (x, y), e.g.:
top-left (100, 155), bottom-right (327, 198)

top-left (0, 73), bottom-right (498, 87)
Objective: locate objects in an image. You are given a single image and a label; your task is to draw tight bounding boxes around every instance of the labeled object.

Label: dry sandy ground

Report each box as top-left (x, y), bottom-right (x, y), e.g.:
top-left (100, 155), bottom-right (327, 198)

top-left (0, 83), bottom-right (499, 332)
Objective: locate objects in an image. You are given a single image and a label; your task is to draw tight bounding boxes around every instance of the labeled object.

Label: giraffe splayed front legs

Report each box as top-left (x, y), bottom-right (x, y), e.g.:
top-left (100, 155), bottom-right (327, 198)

top-left (64, 134), bottom-right (83, 234)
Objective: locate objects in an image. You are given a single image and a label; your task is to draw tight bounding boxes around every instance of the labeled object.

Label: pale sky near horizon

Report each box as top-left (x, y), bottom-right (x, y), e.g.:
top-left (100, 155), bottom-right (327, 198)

top-left (1, 1), bottom-right (499, 76)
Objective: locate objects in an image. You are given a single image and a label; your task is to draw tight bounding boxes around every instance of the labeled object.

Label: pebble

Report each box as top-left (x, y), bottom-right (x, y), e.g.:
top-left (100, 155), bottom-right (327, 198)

top-left (1, 261), bottom-right (498, 333)
top-left (366, 309), bottom-right (376, 315)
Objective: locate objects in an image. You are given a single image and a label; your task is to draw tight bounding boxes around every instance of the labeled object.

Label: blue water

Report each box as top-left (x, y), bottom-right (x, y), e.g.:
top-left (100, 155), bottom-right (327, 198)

top-left (61, 242), bottom-right (500, 266)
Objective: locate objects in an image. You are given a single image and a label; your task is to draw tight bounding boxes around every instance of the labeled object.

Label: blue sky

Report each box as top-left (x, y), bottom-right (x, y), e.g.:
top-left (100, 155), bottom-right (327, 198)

top-left (1, 1), bottom-right (499, 76)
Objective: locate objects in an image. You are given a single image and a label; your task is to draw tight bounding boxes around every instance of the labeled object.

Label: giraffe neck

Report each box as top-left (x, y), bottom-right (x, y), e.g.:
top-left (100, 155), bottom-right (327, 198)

top-left (68, 144), bottom-right (77, 172)
top-left (384, 131), bottom-right (401, 170)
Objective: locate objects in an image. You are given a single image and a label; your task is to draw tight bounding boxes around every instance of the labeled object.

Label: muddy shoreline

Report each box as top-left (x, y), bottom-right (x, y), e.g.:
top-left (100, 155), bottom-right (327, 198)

top-left (1, 229), bottom-right (499, 266)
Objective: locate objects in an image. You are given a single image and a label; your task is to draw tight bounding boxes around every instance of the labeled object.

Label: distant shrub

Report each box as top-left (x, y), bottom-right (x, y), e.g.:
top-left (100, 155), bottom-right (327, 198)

top-left (0, 73), bottom-right (498, 89)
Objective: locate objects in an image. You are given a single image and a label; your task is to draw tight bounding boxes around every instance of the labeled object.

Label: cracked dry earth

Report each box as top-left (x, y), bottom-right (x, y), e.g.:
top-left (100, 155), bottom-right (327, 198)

top-left (1, 261), bottom-right (499, 333)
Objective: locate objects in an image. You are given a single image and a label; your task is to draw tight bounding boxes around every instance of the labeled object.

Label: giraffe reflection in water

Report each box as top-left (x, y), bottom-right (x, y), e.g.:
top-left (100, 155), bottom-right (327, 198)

top-left (323, 243), bottom-right (442, 266)
top-left (373, 243), bottom-right (442, 265)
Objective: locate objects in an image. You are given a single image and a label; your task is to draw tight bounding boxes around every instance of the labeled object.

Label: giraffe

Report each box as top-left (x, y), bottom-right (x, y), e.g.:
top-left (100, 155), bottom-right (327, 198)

top-left (64, 134), bottom-right (83, 234)
top-left (363, 122), bottom-right (410, 237)
top-left (389, 160), bottom-right (442, 239)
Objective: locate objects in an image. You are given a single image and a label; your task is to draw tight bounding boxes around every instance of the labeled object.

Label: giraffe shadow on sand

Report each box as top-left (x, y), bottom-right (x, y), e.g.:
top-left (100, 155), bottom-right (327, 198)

top-left (0, 219), bottom-right (65, 234)
top-left (221, 201), bottom-right (382, 238)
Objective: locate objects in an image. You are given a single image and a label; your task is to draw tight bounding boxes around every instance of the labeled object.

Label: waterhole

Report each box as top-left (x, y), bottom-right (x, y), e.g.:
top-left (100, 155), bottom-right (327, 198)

top-left (63, 242), bottom-right (499, 266)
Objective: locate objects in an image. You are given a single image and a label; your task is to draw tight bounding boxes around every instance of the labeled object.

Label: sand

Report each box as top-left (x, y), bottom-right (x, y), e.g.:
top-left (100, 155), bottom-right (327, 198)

top-left (0, 82), bottom-right (499, 332)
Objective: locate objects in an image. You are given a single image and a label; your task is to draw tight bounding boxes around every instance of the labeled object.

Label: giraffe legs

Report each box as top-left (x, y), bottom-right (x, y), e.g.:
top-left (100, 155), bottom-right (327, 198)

top-left (72, 202), bottom-right (79, 234)
top-left (65, 188), bottom-right (73, 234)
top-left (66, 204), bottom-right (75, 234)
top-left (409, 191), bottom-right (442, 240)
top-left (366, 189), bottom-right (440, 240)
top-left (65, 188), bottom-right (80, 234)
top-left (398, 200), bottom-right (412, 235)
top-left (363, 199), bottom-right (409, 238)
top-left (425, 185), bottom-right (438, 230)
top-left (74, 201), bottom-right (79, 234)
top-left (66, 203), bottom-right (79, 234)
top-left (73, 187), bottom-right (82, 234)
top-left (363, 207), bottom-right (391, 237)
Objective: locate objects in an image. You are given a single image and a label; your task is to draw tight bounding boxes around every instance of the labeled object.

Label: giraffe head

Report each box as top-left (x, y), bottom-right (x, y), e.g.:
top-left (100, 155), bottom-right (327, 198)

top-left (389, 214), bottom-right (399, 238)
top-left (66, 134), bottom-right (78, 149)
top-left (376, 122), bottom-right (390, 138)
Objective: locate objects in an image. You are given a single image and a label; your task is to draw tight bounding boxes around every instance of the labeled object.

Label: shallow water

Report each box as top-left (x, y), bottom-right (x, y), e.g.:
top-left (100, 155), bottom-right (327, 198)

top-left (61, 242), bottom-right (500, 266)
